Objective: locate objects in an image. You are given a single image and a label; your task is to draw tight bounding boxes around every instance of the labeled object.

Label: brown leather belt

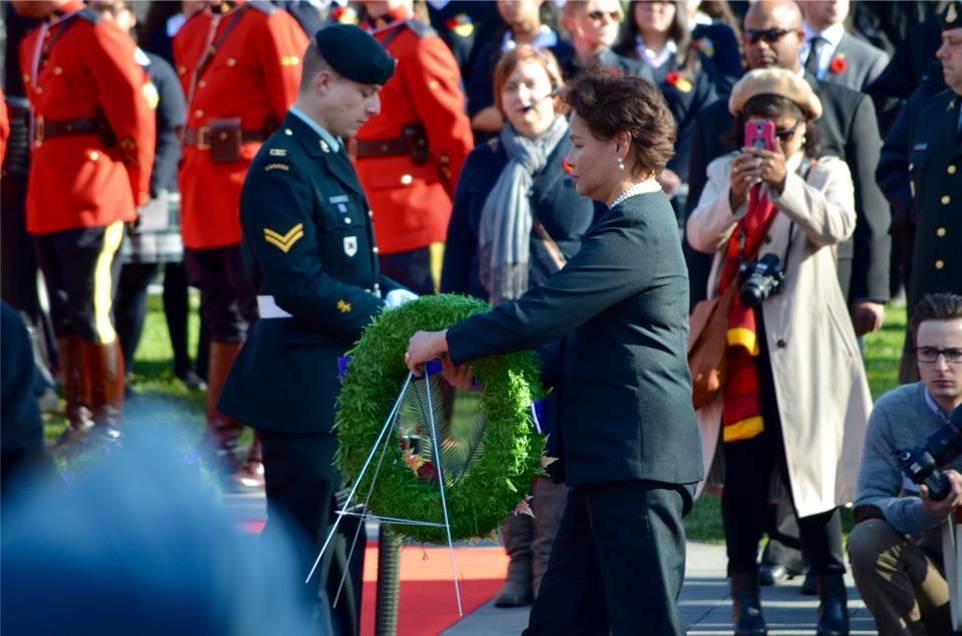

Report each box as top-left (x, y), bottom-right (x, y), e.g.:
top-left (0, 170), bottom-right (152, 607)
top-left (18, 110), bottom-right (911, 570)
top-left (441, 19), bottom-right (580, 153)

top-left (355, 125), bottom-right (428, 162)
top-left (33, 116), bottom-right (101, 145)
top-left (183, 126), bottom-right (265, 149)
top-left (355, 136), bottom-right (411, 158)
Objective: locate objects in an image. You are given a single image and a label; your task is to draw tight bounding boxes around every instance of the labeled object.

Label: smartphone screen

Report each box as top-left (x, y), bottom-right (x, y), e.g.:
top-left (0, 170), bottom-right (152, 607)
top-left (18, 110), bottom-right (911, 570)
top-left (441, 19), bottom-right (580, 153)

top-left (744, 119), bottom-right (775, 151)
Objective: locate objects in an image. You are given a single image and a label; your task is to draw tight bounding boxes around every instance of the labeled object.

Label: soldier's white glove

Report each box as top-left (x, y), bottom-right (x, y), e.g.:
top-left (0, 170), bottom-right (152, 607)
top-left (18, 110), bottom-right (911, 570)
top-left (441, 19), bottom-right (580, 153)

top-left (385, 289), bottom-right (419, 310)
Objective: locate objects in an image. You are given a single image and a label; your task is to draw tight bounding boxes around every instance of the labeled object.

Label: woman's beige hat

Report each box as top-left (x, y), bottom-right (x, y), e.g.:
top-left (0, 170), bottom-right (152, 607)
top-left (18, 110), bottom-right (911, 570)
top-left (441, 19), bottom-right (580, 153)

top-left (728, 67), bottom-right (823, 120)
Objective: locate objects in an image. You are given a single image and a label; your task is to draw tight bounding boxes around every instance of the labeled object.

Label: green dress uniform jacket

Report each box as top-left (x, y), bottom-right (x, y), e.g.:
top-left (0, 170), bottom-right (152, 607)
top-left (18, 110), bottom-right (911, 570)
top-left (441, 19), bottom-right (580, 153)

top-left (220, 111), bottom-right (393, 433)
top-left (446, 192), bottom-right (703, 488)
top-left (897, 89), bottom-right (962, 309)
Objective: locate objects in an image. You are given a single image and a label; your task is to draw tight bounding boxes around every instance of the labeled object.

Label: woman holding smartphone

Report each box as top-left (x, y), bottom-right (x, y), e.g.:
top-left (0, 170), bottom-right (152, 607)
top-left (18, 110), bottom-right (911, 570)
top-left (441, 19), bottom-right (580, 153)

top-left (687, 68), bottom-right (871, 636)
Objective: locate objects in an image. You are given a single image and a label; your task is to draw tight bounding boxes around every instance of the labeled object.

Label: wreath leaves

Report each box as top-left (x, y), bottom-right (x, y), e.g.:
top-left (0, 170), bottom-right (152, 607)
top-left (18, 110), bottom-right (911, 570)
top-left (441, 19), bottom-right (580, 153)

top-left (334, 294), bottom-right (544, 543)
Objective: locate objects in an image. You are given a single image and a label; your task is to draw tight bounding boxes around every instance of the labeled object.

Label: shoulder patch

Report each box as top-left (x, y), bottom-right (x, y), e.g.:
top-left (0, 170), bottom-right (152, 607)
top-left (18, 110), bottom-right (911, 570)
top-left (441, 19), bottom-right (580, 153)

top-left (264, 223), bottom-right (304, 253)
top-left (264, 162), bottom-right (290, 172)
top-left (404, 19), bottom-right (438, 39)
top-left (269, 148), bottom-right (288, 157)
top-left (248, 1), bottom-right (277, 15)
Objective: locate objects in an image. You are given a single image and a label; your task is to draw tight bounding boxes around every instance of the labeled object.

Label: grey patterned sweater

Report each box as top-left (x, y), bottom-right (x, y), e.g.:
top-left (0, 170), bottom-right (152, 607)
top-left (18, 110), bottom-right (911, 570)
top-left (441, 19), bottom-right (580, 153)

top-left (854, 382), bottom-right (962, 538)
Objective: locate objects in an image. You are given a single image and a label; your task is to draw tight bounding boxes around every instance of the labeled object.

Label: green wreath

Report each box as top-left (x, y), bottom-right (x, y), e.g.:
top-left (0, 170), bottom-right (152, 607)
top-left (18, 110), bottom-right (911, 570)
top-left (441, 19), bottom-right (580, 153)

top-left (334, 294), bottom-right (544, 544)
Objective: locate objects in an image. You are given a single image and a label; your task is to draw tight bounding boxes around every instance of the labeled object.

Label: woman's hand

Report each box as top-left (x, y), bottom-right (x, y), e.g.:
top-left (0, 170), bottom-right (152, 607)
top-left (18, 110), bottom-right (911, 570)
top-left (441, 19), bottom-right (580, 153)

top-left (440, 355), bottom-right (476, 392)
top-left (743, 143), bottom-right (788, 193)
top-left (405, 329), bottom-right (449, 376)
top-left (729, 151), bottom-right (761, 209)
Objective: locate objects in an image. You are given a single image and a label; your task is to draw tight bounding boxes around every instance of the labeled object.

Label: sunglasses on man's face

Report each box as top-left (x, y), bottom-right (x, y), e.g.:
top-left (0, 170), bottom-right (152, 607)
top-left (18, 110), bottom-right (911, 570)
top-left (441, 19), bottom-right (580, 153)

top-left (743, 28), bottom-right (799, 45)
top-left (587, 10), bottom-right (621, 22)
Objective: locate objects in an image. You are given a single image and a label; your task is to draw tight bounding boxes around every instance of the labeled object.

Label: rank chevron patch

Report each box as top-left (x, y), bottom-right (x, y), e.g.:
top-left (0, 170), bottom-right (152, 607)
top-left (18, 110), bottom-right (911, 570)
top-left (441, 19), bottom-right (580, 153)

top-left (263, 223), bottom-right (304, 253)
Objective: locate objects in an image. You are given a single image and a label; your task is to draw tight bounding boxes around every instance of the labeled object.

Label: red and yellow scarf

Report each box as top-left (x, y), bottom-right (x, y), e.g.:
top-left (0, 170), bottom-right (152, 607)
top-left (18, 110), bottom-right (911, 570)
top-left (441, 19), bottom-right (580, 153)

top-left (718, 186), bottom-right (778, 443)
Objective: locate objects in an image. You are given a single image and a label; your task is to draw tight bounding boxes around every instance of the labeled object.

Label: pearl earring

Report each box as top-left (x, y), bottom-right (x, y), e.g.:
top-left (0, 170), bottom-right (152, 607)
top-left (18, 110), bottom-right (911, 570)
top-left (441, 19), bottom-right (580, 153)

top-left (617, 156), bottom-right (625, 171)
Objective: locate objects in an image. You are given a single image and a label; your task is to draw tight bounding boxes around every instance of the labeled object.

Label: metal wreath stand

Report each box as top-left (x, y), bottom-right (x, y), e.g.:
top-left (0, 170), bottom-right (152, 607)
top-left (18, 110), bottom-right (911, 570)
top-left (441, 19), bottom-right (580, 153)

top-left (306, 365), bottom-right (463, 635)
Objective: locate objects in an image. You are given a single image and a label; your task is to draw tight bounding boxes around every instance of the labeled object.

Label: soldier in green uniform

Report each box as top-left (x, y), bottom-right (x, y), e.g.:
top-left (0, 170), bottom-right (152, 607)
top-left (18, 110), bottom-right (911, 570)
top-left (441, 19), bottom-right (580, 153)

top-left (218, 24), bottom-right (411, 635)
top-left (877, 1), bottom-right (962, 382)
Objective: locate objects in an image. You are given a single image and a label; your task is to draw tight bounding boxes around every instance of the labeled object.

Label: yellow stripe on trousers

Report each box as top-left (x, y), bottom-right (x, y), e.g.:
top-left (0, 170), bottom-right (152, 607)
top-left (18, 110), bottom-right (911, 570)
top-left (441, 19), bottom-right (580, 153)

top-left (428, 241), bottom-right (444, 294)
top-left (93, 220), bottom-right (125, 343)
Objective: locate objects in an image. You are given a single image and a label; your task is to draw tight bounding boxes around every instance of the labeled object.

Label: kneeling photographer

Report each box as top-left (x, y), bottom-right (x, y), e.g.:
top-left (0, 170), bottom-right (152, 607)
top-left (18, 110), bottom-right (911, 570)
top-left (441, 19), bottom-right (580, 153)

top-left (687, 68), bottom-right (872, 635)
top-left (849, 293), bottom-right (962, 636)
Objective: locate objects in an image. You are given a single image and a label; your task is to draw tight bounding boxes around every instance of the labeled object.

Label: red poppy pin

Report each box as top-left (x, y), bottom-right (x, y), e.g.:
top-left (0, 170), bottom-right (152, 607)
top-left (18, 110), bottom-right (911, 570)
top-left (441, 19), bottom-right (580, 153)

top-left (829, 55), bottom-right (847, 75)
top-left (561, 159), bottom-right (574, 175)
top-left (666, 71), bottom-right (693, 93)
top-left (445, 14), bottom-right (474, 38)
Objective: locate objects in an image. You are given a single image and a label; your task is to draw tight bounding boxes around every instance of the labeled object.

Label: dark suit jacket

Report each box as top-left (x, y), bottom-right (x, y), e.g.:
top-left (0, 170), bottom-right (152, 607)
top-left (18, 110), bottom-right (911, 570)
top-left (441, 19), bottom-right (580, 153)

top-left (818, 31), bottom-right (889, 92)
top-left (684, 73), bottom-right (890, 305)
top-left (220, 112), bottom-right (395, 433)
top-left (446, 192), bottom-right (703, 488)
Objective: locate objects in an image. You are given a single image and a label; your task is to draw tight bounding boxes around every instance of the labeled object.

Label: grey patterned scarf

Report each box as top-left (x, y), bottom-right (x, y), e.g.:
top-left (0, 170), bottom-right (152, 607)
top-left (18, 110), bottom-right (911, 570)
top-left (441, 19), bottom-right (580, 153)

top-left (478, 116), bottom-right (568, 306)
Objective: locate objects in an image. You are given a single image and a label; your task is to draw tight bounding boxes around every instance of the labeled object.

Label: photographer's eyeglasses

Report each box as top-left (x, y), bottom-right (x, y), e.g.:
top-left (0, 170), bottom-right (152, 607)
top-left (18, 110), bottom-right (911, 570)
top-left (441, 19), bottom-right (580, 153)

top-left (743, 28), bottom-right (799, 44)
top-left (914, 347), bottom-right (962, 364)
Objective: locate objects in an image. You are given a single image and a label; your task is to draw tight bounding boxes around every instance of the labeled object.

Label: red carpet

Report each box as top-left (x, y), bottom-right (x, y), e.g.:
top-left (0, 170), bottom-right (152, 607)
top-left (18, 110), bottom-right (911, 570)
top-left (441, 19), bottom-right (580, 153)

top-left (239, 520), bottom-right (507, 634)
top-left (360, 544), bottom-right (508, 636)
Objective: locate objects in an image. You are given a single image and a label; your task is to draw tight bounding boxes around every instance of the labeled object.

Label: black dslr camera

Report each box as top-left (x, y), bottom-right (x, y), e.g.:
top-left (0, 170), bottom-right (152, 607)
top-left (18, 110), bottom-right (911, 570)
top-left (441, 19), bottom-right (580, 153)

top-left (896, 406), bottom-right (962, 501)
top-left (738, 253), bottom-right (785, 308)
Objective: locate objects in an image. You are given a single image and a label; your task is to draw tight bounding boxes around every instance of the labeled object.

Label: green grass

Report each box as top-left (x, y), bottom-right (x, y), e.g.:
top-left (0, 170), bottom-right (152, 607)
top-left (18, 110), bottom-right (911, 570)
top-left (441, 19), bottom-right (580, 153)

top-left (44, 294), bottom-right (909, 545)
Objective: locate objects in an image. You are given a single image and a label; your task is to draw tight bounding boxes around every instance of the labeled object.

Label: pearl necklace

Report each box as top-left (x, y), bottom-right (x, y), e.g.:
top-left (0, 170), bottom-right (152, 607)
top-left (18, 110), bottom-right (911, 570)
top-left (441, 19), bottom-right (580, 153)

top-left (609, 179), bottom-right (662, 208)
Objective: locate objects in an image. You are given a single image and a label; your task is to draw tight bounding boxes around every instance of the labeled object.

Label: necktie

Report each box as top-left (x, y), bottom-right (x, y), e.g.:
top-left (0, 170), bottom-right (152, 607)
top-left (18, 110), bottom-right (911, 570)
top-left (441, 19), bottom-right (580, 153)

top-left (804, 36), bottom-right (824, 77)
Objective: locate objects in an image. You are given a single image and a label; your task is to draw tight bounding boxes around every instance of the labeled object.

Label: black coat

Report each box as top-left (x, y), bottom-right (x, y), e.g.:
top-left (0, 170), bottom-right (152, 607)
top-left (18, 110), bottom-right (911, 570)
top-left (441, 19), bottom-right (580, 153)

top-left (220, 112), bottom-right (396, 433)
top-left (1, 301), bottom-right (55, 497)
top-left (440, 135), bottom-right (598, 300)
top-left (446, 192), bottom-right (703, 488)
top-left (606, 46), bottom-right (719, 184)
top-left (427, 0), bottom-right (501, 79)
top-left (141, 51), bottom-right (185, 195)
top-left (691, 22), bottom-right (742, 93)
top-left (867, 12), bottom-right (946, 134)
top-left (465, 31), bottom-right (573, 119)
top-left (683, 73), bottom-right (891, 305)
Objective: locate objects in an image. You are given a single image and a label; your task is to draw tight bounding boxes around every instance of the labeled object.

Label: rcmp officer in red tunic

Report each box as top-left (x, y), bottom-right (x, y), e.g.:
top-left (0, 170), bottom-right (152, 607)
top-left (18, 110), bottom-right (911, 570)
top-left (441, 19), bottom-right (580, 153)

top-left (14, 0), bottom-right (155, 449)
top-left (173, 0), bottom-right (307, 487)
top-left (355, 0), bottom-right (474, 295)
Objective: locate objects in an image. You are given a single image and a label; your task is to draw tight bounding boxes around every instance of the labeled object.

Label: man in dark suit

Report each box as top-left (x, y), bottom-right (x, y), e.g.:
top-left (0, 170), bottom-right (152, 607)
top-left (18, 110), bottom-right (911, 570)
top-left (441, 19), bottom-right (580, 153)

top-left (218, 25), bottom-right (406, 636)
top-left (683, 0), bottom-right (890, 591)
top-left (685, 0), bottom-right (890, 334)
top-left (800, 0), bottom-right (889, 92)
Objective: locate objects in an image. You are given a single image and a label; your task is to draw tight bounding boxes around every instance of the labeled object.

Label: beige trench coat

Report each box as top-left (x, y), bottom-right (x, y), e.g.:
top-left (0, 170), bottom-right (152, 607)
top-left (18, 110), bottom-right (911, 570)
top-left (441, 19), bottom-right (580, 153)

top-left (686, 152), bottom-right (872, 518)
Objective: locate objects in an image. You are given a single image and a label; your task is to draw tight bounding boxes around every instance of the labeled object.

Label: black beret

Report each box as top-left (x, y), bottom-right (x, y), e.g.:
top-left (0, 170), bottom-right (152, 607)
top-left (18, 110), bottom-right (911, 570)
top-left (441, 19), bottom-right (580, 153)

top-left (314, 24), bottom-right (395, 85)
top-left (942, 1), bottom-right (962, 31)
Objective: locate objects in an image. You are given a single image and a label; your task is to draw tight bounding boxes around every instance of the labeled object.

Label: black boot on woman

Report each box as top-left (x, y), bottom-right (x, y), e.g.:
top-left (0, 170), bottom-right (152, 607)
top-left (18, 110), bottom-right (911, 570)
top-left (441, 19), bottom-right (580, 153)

top-left (730, 572), bottom-right (767, 636)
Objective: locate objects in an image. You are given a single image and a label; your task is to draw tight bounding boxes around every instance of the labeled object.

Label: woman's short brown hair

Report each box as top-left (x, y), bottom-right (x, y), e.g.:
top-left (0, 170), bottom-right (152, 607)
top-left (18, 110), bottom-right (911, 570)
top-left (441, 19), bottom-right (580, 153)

top-left (562, 71), bottom-right (677, 176)
top-left (492, 45), bottom-right (566, 116)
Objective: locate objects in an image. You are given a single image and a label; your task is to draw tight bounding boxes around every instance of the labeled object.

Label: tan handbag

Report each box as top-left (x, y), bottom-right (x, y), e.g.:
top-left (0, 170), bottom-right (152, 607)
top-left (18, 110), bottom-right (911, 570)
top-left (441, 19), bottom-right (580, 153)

top-left (687, 283), bottom-right (737, 409)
